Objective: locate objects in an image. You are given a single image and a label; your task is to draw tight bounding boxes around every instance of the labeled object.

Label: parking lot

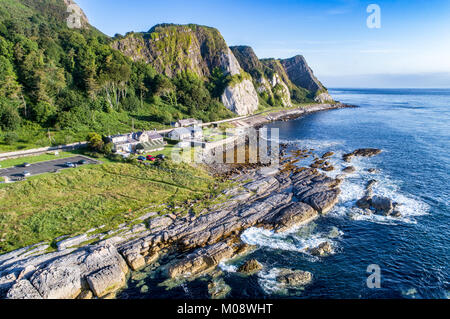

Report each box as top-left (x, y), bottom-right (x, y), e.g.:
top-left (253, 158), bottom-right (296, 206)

top-left (0, 156), bottom-right (100, 180)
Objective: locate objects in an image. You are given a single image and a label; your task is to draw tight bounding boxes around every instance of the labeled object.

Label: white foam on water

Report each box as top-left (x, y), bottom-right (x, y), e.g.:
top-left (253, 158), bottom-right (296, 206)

top-left (240, 226), bottom-right (341, 259)
top-left (257, 267), bottom-right (310, 296)
top-left (327, 156), bottom-right (430, 225)
top-left (257, 268), bottom-right (289, 295)
top-left (218, 261), bottom-right (237, 273)
top-left (281, 139), bottom-right (430, 226)
top-left (401, 287), bottom-right (419, 299)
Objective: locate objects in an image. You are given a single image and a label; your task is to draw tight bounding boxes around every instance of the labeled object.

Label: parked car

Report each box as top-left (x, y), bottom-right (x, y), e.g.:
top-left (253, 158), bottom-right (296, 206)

top-left (64, 162), bottom-right (75, 168)
top-left (21, 171), bottom-right (31, 177)
top-left (146, 155), bottom-right (156, 162)
top-left (156, 154), bottom-right (166, 161)
top-left (22, 162), bottom-right (31, 167)
top-left (78, 159), bottom-right (87, 165)
top-left (137, 156), bottom-right (147, 161)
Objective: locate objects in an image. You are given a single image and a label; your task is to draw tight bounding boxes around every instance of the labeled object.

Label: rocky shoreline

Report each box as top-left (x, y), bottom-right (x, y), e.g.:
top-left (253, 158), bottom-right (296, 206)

top-left (0, 103), bottom-right (363, 299)
top-left (240, 103), bottom-right (357, 129)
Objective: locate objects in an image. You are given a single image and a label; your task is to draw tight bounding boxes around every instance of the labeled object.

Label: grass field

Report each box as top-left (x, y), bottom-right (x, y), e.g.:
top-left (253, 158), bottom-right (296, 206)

top-left (0, 160), bottom-right (224, 253)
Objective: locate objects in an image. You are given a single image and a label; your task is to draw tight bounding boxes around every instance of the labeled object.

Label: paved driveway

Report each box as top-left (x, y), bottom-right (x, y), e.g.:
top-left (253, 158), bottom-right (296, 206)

top-left (0, 156), bottom-right (100, 180)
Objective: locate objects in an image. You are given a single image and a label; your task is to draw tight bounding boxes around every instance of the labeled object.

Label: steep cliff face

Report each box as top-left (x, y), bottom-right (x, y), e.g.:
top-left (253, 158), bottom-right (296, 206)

top-left (280, 55), bottom-right (333, 102)
top-left (221, 79), bottom-right (259, 116)
top-left (231, 46), bottom-right (333, 105)
top-left (113, 24), bottom-right (258, 115)
top-left (230, 46), bottom-right (292, 107)
top-left (112, 24), bottom-right (244, 79)
top-left (112, 24), bottom-right (226, 78)
top-left (230, 46), bottom-right (264, 78)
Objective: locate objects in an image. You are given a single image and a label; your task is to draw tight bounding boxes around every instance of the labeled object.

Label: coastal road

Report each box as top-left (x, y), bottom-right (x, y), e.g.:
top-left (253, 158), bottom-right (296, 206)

top-left (0, 156), bottom-right (100, 180)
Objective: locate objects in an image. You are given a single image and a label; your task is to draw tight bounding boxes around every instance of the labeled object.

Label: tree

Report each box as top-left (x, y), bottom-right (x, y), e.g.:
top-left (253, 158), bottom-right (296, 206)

top-left (86, 132), bottom-right (104, 152)
top-left (207, 67), bottom-right (228, 98)
top-left (0, 56), bottom-right (21, 99)
top-left (32, 101), bottom-right (57, 125)
top-left (102, 142), bottom-right (114, 155)
top-left (153, 74), bottom-right (176, 105)
top-left (0, 98), bottom-right (21, 130)
top-left (131, 61), bottom-right (155, 107)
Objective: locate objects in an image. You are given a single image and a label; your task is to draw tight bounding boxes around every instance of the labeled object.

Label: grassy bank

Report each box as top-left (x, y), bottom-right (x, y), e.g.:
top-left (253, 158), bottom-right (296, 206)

top-left (0, 159), bottom-right (224, 253)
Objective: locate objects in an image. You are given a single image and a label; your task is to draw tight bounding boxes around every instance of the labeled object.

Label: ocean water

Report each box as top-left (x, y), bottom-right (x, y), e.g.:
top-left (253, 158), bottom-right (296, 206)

top-left (118, 88), bottom-right (449, 299)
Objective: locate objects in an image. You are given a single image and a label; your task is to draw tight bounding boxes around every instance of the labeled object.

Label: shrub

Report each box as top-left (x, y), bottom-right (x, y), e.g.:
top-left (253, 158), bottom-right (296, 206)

top-left (0, 98), bottom-right (21, 130)
top-left (86, 132), bottom-right (104, 152)
top-left (3, 131), bottom-right (19, 145)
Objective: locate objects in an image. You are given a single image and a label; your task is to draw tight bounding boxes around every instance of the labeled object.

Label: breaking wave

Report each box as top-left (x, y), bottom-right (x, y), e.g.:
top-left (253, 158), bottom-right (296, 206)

top-left (326, 155), bottom-right (430, 225)
top-left (240, 225), bottom-right (342, 259)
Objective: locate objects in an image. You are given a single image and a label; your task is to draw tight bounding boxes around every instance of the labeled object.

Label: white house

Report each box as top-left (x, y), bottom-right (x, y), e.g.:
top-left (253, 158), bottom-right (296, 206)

top-left (168, 127), bottom-right (192, 141)
top-left (109, 130), bottom-right (165, 153)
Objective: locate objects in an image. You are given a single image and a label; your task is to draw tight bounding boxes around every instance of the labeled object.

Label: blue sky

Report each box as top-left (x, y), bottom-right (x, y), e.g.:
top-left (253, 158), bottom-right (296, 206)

top-left (76, 0), bottom-right (450, 87)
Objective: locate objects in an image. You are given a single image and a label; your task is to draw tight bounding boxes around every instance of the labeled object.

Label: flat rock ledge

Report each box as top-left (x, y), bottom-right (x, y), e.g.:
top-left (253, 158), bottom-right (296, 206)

top-left (1, 164), bottom-right (345, 299)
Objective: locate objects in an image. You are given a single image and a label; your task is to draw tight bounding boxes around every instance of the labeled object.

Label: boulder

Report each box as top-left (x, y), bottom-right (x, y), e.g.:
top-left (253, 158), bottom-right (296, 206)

top-left (208, 278), bottom-right (231, 299)
top-left (309, 242), bottom-right (333, 257)
top-left (342, 166), bottom-right (356, 174)
top-left (168, 241), bottom-right (235, 279)
top-left (356, 196), bottom-right (372, 209)
top-left (86, 264), bottom-right (126, 298)
top-left (327, 227), bottom-right (341, 239)
top-left (269, 202), bottom-right (318, 233)
top-left (125, 253), bottom-right (146, 271)
top-left (371, 196), bottom-right (394, 214)
top-left (26, 243), bottom-right (129, 299)
top-left (140, 285), bottom-right (149, 293)
top-left (83, 244), bottom-right (129, 280)
top-left (276, 269), bottom-right (313, 287)
top-left (322, 151), bottom-right (334, 158)
top-left (30, 254), bottom-right (82, 299)
top-left (343, 148), bottom-right (382, 162)
top-left (6, 280), bottom-right (43, 299)
top-left (237, 259), bottom-right (263, 274)
top-left (303, 189), bottom-right (340, 214)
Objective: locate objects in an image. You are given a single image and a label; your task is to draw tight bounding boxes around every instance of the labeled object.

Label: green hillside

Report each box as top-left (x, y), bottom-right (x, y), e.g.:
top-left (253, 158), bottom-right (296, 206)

top-left (0, 0), bottom-right (234, 152)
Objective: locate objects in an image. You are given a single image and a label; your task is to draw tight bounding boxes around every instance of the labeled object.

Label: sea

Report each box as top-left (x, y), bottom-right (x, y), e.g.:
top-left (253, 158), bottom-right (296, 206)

top-left (118, 88), bottom-right (450, 299)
